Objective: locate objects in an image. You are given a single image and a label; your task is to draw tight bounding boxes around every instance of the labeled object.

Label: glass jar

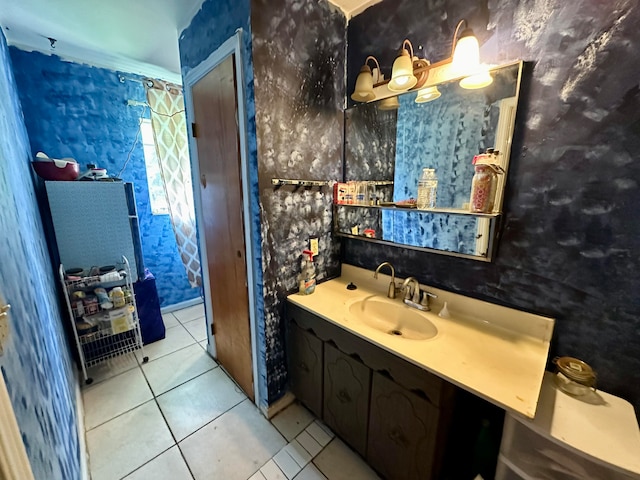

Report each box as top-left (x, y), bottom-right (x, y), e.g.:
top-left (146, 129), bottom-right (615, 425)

top-left (553, 356), bottom-right (597, 396)
top-left (469, 164), bottom-right (498, 213)
top-left (417, 168), bottom-right (438, 209)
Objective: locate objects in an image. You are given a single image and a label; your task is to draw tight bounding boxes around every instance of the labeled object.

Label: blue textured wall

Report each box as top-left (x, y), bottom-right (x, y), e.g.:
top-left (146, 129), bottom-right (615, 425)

top-left (0, 31), bottom-right (81, 480)
top-left (346, 0), bottom-right (640, 412)
top-left (179, 0), bottom-right (269, 407)
top-left (9, 49), bottom-right (199, 308)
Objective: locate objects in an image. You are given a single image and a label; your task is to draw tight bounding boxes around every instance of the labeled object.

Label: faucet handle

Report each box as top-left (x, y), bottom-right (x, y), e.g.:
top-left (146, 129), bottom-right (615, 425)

top-left (420, 290), bottom-right (437, 307)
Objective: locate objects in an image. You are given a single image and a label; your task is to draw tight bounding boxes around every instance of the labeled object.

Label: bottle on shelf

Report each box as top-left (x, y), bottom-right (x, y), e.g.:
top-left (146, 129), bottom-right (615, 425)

top-left (417, 168), bottom-right (438, 209)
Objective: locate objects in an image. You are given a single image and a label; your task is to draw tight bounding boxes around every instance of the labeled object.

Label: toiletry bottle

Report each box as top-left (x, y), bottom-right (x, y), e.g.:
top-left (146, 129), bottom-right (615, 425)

top-left (417, 168), bottom-right (438, 209)
top-left (298, 250), bottom-right (316, 295)
top-left (109, 287), bottom-right (126, 308)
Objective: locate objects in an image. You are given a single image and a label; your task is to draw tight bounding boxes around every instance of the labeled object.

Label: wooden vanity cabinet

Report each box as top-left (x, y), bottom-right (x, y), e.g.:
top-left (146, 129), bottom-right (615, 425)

top-left (286, 301), bottom-right (455, 480)
top-left (323, 343), bottom-right (371, 456)
top-left (288, 322), bottom-right (323, 418)
top-left (368, 372), bottom-right (439, 480)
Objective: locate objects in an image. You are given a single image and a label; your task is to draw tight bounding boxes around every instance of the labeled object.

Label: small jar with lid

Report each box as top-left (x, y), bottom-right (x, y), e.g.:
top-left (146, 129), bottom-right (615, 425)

top-left (469, 164), bottom-right (499, 213)
top-left (553, 356), bottom-right (597, 396)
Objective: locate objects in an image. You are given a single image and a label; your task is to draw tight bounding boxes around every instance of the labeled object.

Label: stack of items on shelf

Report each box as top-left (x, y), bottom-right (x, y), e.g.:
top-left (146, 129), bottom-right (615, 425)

top-left (66, 267), bottom-right (135, 338)
top-left (333, 181), bottom-right (377, 205)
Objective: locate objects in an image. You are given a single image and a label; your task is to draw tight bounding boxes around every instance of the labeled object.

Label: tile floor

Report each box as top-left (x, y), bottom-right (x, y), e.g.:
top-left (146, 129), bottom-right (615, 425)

top-left (83, 303), bottom-right (379, 480)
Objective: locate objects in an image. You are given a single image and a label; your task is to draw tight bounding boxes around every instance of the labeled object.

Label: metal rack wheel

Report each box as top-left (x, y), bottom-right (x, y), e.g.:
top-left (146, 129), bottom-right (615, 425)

top-left (85, 378), bottom-right (94, 385)
top-left (142, 356), bottom-right (149, 363)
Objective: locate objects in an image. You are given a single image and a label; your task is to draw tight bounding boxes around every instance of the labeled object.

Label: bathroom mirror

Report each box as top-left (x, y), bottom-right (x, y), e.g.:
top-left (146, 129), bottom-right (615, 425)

top-left (336, 61), bottom-right (523, 261)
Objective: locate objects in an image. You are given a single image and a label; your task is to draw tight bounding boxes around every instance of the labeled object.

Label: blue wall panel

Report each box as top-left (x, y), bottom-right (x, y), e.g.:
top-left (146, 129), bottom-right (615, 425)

top-left (0, 31), bottom-right (80, 480)
top-left (9, 48), bottom-right (199, 307)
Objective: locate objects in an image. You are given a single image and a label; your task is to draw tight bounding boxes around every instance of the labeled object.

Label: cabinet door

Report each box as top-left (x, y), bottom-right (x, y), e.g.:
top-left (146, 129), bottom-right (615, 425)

top-left (368, 372), bottom-right (439, 480)
top-left (288, 323), bottom-right (323, 418)
top-left (323, 343), bottom-right (371, 456)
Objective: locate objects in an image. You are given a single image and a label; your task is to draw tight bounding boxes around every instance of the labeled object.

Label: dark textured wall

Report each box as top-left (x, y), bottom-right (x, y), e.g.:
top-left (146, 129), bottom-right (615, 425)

top-left (0, 31), bottom-right (80, 479)
top-left (9, 49), bottom-right (199, 308)
top-left (251, 0), bottom-right (346, 401)
top-left (346, 0), bottom-right (640, 411)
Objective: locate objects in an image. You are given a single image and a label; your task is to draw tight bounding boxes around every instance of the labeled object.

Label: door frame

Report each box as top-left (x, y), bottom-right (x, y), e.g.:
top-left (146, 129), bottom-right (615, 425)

top-left (184, 29), bottom-right (261, 407)
top-left (0, 372), bottom-right (35, 480)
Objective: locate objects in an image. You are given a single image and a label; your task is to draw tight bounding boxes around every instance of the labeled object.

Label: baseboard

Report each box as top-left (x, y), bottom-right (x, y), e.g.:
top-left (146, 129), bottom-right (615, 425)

top-left (262, 391), bottom-right (296, 419)
top-left (75, 371), bottom-right (90, 480)
top-left (160, 297), bottom-right (203, 314)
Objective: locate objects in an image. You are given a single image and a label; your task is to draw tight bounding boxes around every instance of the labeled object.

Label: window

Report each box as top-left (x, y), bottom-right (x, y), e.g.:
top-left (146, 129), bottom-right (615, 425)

top-left (140, 119), bottom-right (169, 215)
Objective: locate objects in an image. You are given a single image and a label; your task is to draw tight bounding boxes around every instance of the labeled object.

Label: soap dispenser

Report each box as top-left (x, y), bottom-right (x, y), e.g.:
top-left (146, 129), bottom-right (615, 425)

top-left (298, 250), bottom-right (316, 295)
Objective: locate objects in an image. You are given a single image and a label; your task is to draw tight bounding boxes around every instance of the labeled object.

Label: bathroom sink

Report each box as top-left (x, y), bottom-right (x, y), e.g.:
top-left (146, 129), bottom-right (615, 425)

top-left (348, 298), bottom-right (438, 340)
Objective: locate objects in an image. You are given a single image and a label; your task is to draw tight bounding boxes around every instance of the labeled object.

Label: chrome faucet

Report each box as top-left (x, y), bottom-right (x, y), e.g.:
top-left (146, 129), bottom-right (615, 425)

top-left (374, 261), bottom-right (397, 299)
top-left (401, 276), bottom-right (437, 311)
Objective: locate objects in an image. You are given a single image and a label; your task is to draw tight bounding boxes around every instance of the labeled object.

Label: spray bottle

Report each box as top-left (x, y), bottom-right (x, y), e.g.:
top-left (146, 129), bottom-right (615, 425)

top-left (298, 249), bottom-right (316, 295)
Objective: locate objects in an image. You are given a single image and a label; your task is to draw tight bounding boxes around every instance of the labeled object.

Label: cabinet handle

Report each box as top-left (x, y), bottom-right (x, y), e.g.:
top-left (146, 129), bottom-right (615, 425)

top-left (298, 362), bottom-right (309, 373)
top-left (337, 389), bottom-right (351, 404)
top-left (388, 428), bottom-right (405, 446)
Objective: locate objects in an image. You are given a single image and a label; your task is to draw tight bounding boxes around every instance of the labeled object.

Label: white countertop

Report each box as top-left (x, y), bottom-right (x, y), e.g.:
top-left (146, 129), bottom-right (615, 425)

top-left (288, 264), bottom-right (555, 418)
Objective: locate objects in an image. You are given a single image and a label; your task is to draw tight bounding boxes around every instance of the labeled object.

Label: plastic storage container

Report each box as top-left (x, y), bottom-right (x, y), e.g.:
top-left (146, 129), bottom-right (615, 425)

top-left (496, 372), bottom-right (640, 480)
top-left (417, 168), bottom-right (438, 209)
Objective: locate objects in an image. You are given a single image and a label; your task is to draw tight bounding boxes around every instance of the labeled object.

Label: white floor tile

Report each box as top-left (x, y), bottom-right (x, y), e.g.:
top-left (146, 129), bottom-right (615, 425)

top-left (83, 367), bottom-right (153, 430)
top-left (313, 438), bottom-right (379, 480)
top-left (182, 317), bottom-right (207, 342)
top-left (86, 401), bottom-right (174, 480)
top-left (84, 352), bottom-right (139, 385)
top-left (140, 324), bottom-right (197, 361)
top-left (271, 402), bottom-right (315, 441)
top-left (123, 446), bottom-right (192, 480)
top-left (142, 343), bottom-right (217, 395)
top-left (285, 440), bottom-right (312, 467)
top-left (296, 431), bottom-right (322, 458)
top-left (274, 447), bottom-right (302, 479)
top-left (157, 368), bottom-right (245, 440)
top-left (179, 399), bottom-right (286, 480)
top-left (161, 312), bottom-right (180, 329)
top-left (305, 421), bottom-right (333, 448)
top-left (198, 340), bottom-right (208, 351)
top-left (173, 304), bottom-right (205, 323)
top-left (261, 459), bottom-right (287, 480)
top-left (295, 464), bottom-right (327, 480)
top-left (250, 471), bottom-right (268, 480)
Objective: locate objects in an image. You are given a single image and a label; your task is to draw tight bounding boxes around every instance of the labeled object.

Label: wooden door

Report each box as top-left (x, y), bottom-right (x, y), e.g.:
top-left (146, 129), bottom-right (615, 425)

top-left (191, 55), bottom-right (254, 400)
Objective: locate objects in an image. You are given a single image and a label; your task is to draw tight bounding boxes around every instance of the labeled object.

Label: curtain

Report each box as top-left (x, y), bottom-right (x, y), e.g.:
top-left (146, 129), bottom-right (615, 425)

top-left (145, 79), bottom-right (201, 288)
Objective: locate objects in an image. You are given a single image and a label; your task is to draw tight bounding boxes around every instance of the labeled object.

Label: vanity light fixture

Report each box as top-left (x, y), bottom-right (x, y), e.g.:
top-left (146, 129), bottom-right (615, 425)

top-left (351, 56), bottom-right (381, 102)
top-left (415, 85), bottom-right (441, 103)
top-left (388, 40), bottom-right (418, 92)
top-left (451, 20), bottom-right (480, 72)
top-left (351, 19), bottom-right (492, 103)
top-left (378, 96), bottom-right (400, 110)
top-left (459, 65), bottom-right (493, 89)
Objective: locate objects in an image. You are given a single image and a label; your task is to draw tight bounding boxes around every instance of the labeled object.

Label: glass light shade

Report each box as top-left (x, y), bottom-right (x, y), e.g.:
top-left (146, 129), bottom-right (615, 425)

top-left (388, 50), bottom-right (417, 92)
top-left (351, 65), bottom-right (375, 102)
top-left (378, 96), bottom-right (400, 110)
top-left (452, 29), bottom-right (480, 73)
top-left (415, 86), bottom-right (441, 103)
top-left (459, 68), bottom-right (493, 89)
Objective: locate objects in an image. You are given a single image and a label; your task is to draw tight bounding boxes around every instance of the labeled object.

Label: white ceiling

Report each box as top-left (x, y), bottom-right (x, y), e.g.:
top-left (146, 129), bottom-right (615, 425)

top-left (0, 0), bottom-right (379, 84)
